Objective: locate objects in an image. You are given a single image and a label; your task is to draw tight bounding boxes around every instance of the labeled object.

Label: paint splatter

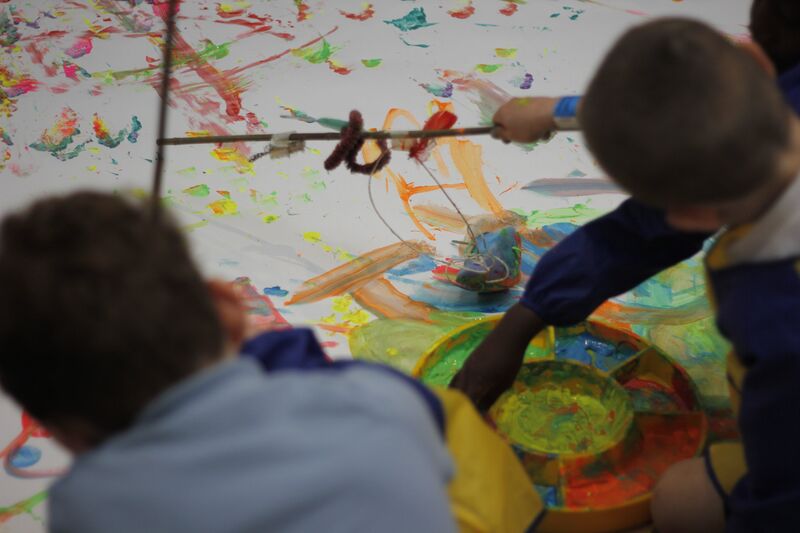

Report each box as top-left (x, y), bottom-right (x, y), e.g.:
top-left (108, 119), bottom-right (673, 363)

top-left (183, 184), bottom-right (211, 197)
top-left (9, 445), bottom-right (42, 469)
top-left (495, 48), bottom-right (517, 58)
top-left (65, 37), bottom-right (93, 59)
top-left (303, 231), bottom-right (323, 244)
top-left (420, 82), bottom-right (453, 98)
top-left (340, 4), bottom-right (375, 21)
top-left (263, 286), bottom-right (289, 297)
top-left (384, 7), bottom-right (436, 31)
top-left (92, 114), bottom-right (142, 148)
top-left (211, 147), bottom-right (254, 174)
top-left (0, 126), bottom-right (12, 146)
top-left (294, 0), bottom-right (311, 21)
top-left (0, 65), bottom-right (40, 97)
top-left (63, 61), bottom-right (91, 81)
top-left (361, 58), bottom-right (382, 68)
top-left (0, 10), bottom-right (20, 47)
top-left (400, 36), bottom-right (429, 48)
top-left (517, 72), bottom-right (534, 89)
top-left (475, 64), bottom-right (502, 73)
top-left (208, 191), bottom-right (239, 215)
top-left (448, 1), bottom-right (475, 19)
top-left (551, 6), bottom-right (585, 20)
top-left (499, 2), bottom-right (521, 16)
top-left (263, 214), bottom-right (280, 223)
top-left (29, 107), bottom-right (91, 161)
top-left (0, 491), bottom-right (47, 524)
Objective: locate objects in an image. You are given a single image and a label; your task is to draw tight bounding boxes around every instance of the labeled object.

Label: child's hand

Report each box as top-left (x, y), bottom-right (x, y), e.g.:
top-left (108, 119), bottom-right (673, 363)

top-left (492, 97), bottom-right (559, 144)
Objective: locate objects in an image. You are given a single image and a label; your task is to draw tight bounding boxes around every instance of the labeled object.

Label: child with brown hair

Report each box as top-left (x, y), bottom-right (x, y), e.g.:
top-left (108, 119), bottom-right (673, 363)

top-left (454, 17), bottom-right (800, 533)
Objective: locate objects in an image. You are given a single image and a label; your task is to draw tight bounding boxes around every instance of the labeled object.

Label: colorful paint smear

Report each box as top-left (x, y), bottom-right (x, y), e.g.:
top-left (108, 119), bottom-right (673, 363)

top-left (491, 362), bottom-right (632, 455)
top-left (517, 72), bottom-right (534, 89)
top-left (183, 184), bottom-right (211, 197)
top-left (419, 82), bottom-right (453, 98)
top-left (65, 37), bottom-right (93, 59)
top-left (29, 107), bottom-right (91, 161)
top-left (495, 48), bottom-right (517, 58)
top-left (0, 491), bottom-right (47, 524)
top-left (63, 61), bottom-right (91, 81)
top-left (207, 191), bottom-right (239, 215)
top-left (384, 7), bottom-right (435, 31)
top-left (294, 0), bottom-right (311, 22)
top-left (92, 114), bottom-right (141, 148)
top-left (0, 10), bottom-right (20, 47)
top-left (340, 4), bottom-right (375, 21)
top-left (0, 65), bottom-right (40, 98)
top-left (448, 1), bottom-right (475, 19)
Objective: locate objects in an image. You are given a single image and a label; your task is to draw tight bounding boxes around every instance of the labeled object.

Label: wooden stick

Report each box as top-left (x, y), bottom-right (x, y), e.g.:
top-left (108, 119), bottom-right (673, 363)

top-left (157, 126), bottom-right (496, 146)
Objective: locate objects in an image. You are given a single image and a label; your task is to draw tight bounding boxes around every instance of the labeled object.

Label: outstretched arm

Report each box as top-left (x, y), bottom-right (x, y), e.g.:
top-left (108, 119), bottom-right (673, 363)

top-left (451, 199), bottom-right (710, 409)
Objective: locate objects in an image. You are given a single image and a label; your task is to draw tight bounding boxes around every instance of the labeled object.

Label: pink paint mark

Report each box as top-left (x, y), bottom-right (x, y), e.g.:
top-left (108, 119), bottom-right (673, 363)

top-left (152, 0), bottom-right (182, 19)
top-left (448, 2), bottom-right (475, 19)
top-left (625, 9), bottom-right (648, 16)
top-left (339, 4), bottom-right (375, 21)
top-left (65, 37), bottom-right (92, 59)
top-left (24, 43), bottom-right (57, 77)
top-left (4, 78), bottom-right (40, 98)
top-left (321, 341), bottom-right (339, 349)
top-left (499, 2), bottom-right (518, 16)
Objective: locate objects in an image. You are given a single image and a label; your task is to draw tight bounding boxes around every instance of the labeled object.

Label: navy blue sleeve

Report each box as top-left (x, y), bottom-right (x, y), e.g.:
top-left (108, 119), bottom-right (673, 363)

top-left (520, 199), bottom-right (709, 326)
top-left (241, 329), bottom-right (445, 435)
top-left (715, 261), bottom-right (800, 531)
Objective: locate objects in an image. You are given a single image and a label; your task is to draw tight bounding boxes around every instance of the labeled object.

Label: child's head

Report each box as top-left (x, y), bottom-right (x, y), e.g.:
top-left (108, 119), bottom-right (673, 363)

top-left (751, 0), bottom-right (800, 73)
top-left (0, 192), bottom-right (247, 452)
top-left (582, 18), bottom-right (798, 232)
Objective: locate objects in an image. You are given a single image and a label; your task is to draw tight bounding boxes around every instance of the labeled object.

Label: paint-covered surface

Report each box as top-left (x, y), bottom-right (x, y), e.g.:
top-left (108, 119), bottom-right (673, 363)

top-left (2, 1), bottom-right (748, 530)
top-left (418, 318), bottom-right (706, 525)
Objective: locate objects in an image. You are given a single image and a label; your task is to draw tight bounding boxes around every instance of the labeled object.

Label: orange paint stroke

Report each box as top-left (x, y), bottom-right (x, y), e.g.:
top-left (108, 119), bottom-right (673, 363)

top-left (286, 241), bottom-right (434, 306)
top-left (353, 278), bottom-right (434, 321)
top-left (442, 138), bottom-right (504, 215)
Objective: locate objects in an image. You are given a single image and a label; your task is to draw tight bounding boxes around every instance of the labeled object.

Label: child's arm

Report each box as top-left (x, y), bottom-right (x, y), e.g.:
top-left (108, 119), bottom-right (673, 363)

top-left (451, 199), bottom-right (710, 409)
top-left (492, 96), bottom-right (580, 143)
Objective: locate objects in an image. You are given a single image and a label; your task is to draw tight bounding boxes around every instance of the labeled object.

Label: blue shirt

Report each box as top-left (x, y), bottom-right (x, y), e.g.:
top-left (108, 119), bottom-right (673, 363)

top-left (48, 354), bottom-right (455, 533)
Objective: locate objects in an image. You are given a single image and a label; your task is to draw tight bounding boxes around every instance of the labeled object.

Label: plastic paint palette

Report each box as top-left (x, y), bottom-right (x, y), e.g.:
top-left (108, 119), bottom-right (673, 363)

top-left (414, 317), bottom-right (707, 533)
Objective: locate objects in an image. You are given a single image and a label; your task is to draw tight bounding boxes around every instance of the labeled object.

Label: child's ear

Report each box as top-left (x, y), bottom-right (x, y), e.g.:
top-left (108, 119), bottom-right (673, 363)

top-left (207, 280), bottom-right (248, 349)
top-left (736, 39), bottom-right (777, 79)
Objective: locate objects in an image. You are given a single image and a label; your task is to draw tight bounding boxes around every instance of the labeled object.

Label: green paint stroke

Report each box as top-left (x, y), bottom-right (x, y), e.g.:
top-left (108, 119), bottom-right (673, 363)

top-left (475, 63), bottom-right (502, 73)
top-left (292, 39), bottom-right (339, 64)
top-left (384, 7), bottom-right (436, 31)
top-left (183, 184), bottom-right (211, 197)
top-left (361, 58), bottom-right (382, 68)
top-left (0, 491), bottom-right (47, 522)
top-left (512, 203), bottom-right (603, 228)
top-left (495, 48), bottom-right (517, 58)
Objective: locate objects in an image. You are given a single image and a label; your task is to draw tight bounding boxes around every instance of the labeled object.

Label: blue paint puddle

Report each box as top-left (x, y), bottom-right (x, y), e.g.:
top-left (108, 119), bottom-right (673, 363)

top-left (10, 445), bottom-right (42, 468)
top-left (554, 331), bottom-right (637, 371)
top-left (263, 286), bottom-right (289, 297)
top-left (535, 484), bottom-right (561, 507)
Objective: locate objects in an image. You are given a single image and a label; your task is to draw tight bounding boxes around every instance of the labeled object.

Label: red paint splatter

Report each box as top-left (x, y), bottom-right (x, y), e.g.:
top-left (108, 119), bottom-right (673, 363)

top-left (215, 12), bottom-right (294, 40)
top-left (499, 2), bottom-right (519, 16)
top-left (448, 2), bottom-right (475, 19)
top-left (295, 0), bottom-right (310, 22)
top-left (339, 4), bottom-right (375, 21)
top-left (327, 61), bottom-right (352, 75)
top-left (152, 0), bottom-right (182, 19)
top-left (215, 3), bottom-right (247, 18)
top-left (21, 413), bottom-right (50, 438)
top-left (561, 413), bottom-right (705, 508)
top-left (409, 110), bottom-right (457, 160)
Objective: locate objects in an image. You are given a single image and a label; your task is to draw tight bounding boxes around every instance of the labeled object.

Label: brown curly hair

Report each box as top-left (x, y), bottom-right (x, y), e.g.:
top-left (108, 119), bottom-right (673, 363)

top-left (0, 192), bottom-right (224, 444)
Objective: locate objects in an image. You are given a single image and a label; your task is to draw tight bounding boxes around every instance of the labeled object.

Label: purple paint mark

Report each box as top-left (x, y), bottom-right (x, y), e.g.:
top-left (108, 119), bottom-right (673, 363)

top-left (519, 73), bottom-right (533, 89)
